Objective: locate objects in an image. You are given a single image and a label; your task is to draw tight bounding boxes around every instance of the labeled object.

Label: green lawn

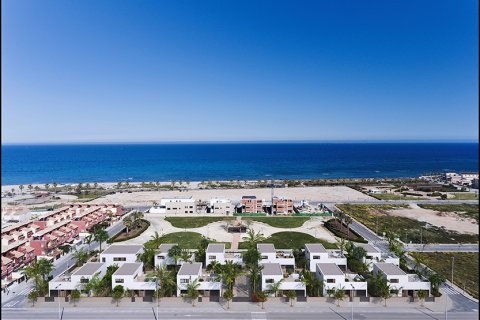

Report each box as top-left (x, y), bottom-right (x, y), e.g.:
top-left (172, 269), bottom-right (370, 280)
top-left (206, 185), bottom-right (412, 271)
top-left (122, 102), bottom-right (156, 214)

top-left (242, 217), bottom-right (310, 228)
top-left (238, 231), bottom-right (337, 250)
top-left (410, 252), bottom-right (479, 299)
top-left (337, 204), bottom-right (478, 244)
top-left (417, 204), bottom-right (479, 223)
top-left (449, 193), bottom-right (479, 200)
top-left (164, 217), bottom-right (235, 228)
top-left (371, 193), bottom-right (425, 200)
top-left (151, 231), bottom-right (231, 249)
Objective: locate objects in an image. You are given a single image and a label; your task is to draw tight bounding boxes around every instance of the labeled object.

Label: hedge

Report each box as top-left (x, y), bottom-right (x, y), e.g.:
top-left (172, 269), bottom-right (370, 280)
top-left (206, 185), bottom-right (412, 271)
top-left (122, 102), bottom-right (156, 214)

top-left (324, 219), bottom-right (367, 243)
top-left (111, 219), bottom-right (150, 242)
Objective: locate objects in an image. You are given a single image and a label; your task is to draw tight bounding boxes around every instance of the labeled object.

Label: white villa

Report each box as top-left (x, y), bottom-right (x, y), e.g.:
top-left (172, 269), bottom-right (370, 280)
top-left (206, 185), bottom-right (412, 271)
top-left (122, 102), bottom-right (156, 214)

top-left (304, 243), bottom-right (347, 272)
top-left (49, 262), bottom-right (107, 297)
top-left (155, 243), bottom-right (177, 268)
top-left (258, 244), bottom-right (295, 267)
top-left (205, 243), bottom-right (244, 267)
top-left (176, 262), bottom-right (222, 298)
top-left (373, 263), bottom-right (430, 297)
top-left (261, 263), bottom-right (306, 296)
top-left (100, 244), bottom-right (144, 267)
top-left (111, 262), bottom-right (156, 295)
top-left (208, 198), bottom-right (233, 215)
top-left (354, 243), bottom-right (399, 271)
top-left (315, 263), bottom-right (368, 297)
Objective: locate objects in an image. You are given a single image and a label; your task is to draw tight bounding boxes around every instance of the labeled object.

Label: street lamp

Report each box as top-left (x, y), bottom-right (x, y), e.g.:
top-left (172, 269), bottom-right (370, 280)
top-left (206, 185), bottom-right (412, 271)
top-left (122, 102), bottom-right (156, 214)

top-left (350, 284), bottom-right (354, 320)
top-left (451, 256), bottom-right (454, 284)
top-left (156, 279), bottom-right (159, 320)
top-left (54, 284), bottom-right (61, 320)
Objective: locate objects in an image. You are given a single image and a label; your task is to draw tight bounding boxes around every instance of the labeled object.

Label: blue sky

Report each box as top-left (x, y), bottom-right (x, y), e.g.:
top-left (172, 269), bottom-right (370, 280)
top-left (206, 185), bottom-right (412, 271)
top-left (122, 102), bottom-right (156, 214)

top-left (2, 0), bottom-right (478, 143)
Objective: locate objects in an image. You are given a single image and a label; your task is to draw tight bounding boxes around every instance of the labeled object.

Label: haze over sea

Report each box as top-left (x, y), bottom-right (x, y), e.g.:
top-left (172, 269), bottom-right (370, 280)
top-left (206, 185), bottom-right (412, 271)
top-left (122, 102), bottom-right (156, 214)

top-left (1, 143), bottom-right (478, 185)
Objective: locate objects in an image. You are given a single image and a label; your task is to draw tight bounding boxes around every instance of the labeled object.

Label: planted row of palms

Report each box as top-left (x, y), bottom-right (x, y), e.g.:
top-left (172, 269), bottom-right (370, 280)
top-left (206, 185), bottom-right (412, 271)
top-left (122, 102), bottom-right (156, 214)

top-left (122, 211), bottom-right (144, 235)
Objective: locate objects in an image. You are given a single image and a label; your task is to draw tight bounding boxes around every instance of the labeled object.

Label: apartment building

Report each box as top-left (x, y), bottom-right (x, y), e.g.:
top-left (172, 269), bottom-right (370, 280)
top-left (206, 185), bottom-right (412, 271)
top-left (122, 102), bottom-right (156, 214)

top-left (176, 262), bottom-right (222, 299)
top-left (241, 196), bottom-right (263, 213)
top-left (373, 263), bottom-right (430, 297)
top-left (150, 198), bottom-right (197, 214)
top-left (261, 263), bottom-right (306, 296)
top-left (208, 199), bottom-right (233, 215)
top-left (1, 206), bottom-right (31, 224)
top-left (315, 263), bottom-right (368, 297)
top-left (100, 244), bottom-right (144, 267)
top-left (258, 244), bottom-right (295, 267)
top-left (304, 243), bottom-right (347, 272)
top-left (272, 197), bottom-right (294, 214)
top-left (205, 243), bottom-right (244, 267)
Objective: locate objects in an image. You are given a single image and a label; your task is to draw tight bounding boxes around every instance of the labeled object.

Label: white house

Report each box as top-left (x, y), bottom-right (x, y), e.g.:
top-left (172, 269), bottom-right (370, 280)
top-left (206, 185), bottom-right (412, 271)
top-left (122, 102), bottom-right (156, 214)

top-left (100, 244), bottom-right (144, 267)
top-left (49, 262), bottom-right (107, 297)
top-left (261, 263), bottom-right (306, 296)
top-left (208, 199), bottom-right (233, 215)
top-left (154, 243), bottom-right (177, 268)
top-left (258, 244), bottom-right (295, 267)
top-left (304, 243), bottom-right (347, 272)
top-left (150, 198), bottom-right (196, 214)
top-left (354, 243), bottom-right (399, 271)
top-left (373, 263), bottom-right (430, 297)
top-left (315, 263), bottom-right (368, 297)
top-left (205, 243), bottom-right (244, 267)
top-left (111, 262), bottom-right (156, 296)
top-left (176, 262), bottom-right (222, 298)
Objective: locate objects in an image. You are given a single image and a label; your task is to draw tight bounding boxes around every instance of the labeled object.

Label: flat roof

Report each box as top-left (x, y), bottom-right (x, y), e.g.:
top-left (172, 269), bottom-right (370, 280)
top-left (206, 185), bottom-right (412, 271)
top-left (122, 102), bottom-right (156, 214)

top-left (73, 263), bottom-right (104, 276)
top-left (101, 244), bottom-right (143, 255)
top-left (355, 243), bottom-right (379, 253)
top-left (113, 263), bottom-right (142, 276)
top-left (316, 263), bottom-right (344, 276)
top-left (257, 244), bottom-right (275, 253)
top-left (206, 243), bottom-right (225, 253)
top-left (305, 243), bottom-right (327, 253)
top-left (375, 263), bottom-right (407, 276)
top-left (159, 243), bottom-right (176, 253)
top-left (262, 263), bottom-right (283, 276)
top-left (178, 263), bottom-right (202, 276)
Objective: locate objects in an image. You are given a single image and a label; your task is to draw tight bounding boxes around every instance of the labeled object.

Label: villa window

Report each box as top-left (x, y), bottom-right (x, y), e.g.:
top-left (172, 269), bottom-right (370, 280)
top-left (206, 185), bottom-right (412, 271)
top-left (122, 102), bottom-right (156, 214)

top-left (261, 256), bottom-right (268, 260)
top-left (265, 279), bottom-right (274, 284)
top-left (180, 279), bottom-right (189, 284)
top-left (115, 279), bottom-right (124, 283)
top-left (327, 279), bottom-right (335, 283)
top-left (313, 256), bottom-right (320, 259)
top-left (157, 256), bottom-right (165, 260)
top-left (113, 257), bottom-right (126, 261)
top-left (208, 256), bottom-right (216, 260)
top-left (390, 279), bottom-right (399, 283)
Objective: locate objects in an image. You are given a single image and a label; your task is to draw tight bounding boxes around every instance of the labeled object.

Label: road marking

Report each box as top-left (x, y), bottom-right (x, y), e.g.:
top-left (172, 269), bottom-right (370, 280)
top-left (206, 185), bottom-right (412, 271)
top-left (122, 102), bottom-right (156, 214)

top-left (251, 312), bottom-right (266, 319)
top-left (3, 300), bottom-right (19, 307)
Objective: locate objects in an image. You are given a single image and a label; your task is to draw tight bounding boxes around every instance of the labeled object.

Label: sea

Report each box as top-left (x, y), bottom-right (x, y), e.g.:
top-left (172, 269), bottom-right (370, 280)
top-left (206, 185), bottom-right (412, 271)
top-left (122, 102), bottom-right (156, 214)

top-left (1, 143), bottom-right (478, 185)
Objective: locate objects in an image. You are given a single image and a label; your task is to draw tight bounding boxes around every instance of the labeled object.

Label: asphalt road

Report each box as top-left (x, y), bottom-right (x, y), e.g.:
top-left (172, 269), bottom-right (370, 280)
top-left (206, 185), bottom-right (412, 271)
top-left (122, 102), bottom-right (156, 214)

top-left (404, 244), bottom-right (479, 252)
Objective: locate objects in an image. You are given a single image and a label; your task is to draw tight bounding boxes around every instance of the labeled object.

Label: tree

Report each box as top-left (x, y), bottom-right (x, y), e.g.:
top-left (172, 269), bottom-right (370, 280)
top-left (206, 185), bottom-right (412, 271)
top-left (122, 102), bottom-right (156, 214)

top-left (112, 285), bottom-right (124, 307)
top-left (242, 228), bottom-right (266, 250)
top-left (82, 272), bottom-right (102, 296)
top-left (248, 263), bottom-right (263, 292)
top-left (285, 290), bottom-right (296, 307)
top-left (223, 289), bottom-right (234, 309)
top-left (334, 288), bottom-right (345, 307)
top-left (219, 261), bottom-right (243, 291)
top-left (150, 231), bottom-right (162, 247)
top-left (168, 245), bottom-right (182, 269)
top-left (255, 291), bottom-right (267, 309)
top-left (337, 237), bottom-right (346, 256)
top-left (267, 279), bottom-right (283, 297)
top-left (379, 280), bottom-right (393, 307)
top-left (344, 216), bottom-right (353, 237)
top-left (70, 289), bottom-right (81, 307)
top-left (28, 184), bottom-right (33, 192)
top-left (27, 290), bottom-right (38, 307)
top-left (59, 244), bottom-right (71, 255)
top-left (22, 263), bottom-right (42, 293)
top-left (19, 184), bottom-right (24, 194)
top-left (195, 236), bottom-right (210, 264)
top-left (85, 235), bottom-right (94, 255)
top-left (137, 246), bottom-right (156, 270)
top-left (37, 258), bottom-right (54, 289)
top-left (72, 249), bottom-right (89, 267)
top-left (413, 255), bottom-right (424, 273)
top-left (243, 248), bottom-right (261, 268)
top-left (123, 216), bottom-right (133, 234)
top-left (147, 266), bottom-right (177, 298)
top-left (44, 183), bottom-right (50, 191)
top-left (94, 228), bottom-right (109, 252)
top-left (180, 249), bottom-right (193, 264)
top-left (185, 279), bottom-right (200, 307)
top-left (428, 272), bottom-right (446, 296)
top-left (417, 290), bottom-right (428, 307)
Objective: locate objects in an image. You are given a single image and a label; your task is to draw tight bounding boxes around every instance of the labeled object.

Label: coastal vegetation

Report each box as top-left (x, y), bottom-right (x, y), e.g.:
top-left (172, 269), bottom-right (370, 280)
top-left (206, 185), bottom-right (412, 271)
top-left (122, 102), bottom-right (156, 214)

top-left (242, 217), bottom-right (310, 228)
top-left (410, 252), bottom-right (479, 299)
top-left (164, 216), bottom-right (235, 228)
top-left (369, 193), bottom-right (425, 200)
top-left (417, 204), bottom-right (479, 223)
top-left (337, 204), bottom-right (478, 244)
top-left (145, 231), bottom-right (231, 249)
top-left (449, 193), bottom-right (479, 200)
top-left (239, 231), bottom-right (337, 250)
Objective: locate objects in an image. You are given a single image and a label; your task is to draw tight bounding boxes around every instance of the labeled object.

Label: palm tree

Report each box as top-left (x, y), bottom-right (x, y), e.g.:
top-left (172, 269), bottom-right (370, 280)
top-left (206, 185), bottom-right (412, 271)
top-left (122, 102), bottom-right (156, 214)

top-left (180, 249), bottom-right (192, 264)
top-left (19, 185), bottom-right (24, 194)
top-left (185, 279), bottom-right (201, 307)
top-left (267, 279), bottom-right (283, 297)
top-left (123, 216), bottom-right (133, 234)
top-left (413, 254), bottom-right (424, 273)
top-left (248, 263), bottom-right (263, 292)
top-left (168, 245), bottom-right (182, 270)
top-left (44, 183), bottom-right (50, 191)
top-left (137, 246), bottom-right (156, 270)
top-left (428, 272), bottom-right (446, 296)
top-left (28, 184), bottom-right (33, 192)
top-left (70, 289), bottom-right (81, 307)
top-left (27, 290), bottom-right (38, 307)
top-left (242, 228), bottom-right (266, 250)
top-left (150, 231), bottom-right (162, 247)
top-left (147, 266), bottom-right (177, 299)
top-left (37, 258), bottom-right (54, 285)
top-left (219, 261), bottom-right (243, 291)
top-left (223, 289), bottom-right (234, 309)
top-left (285, 290), bottom-right (296, 307)
top-left (417, 290), bottom-right (428, 307)
top-left (207, 261), bottom-right (222, 275)
top-left (22, 263), bottom-right (42, 293)
top-left (112, 285), bottom-right (124, 307)
top-left (72, 249), bottom-right (89, 267)
top-left (255, 291), bottom-right (268, 309)
top-left (94, 228), bottom-right (109, 252)
top-left (85, 235), bottom-right (93, 255)
top-left (344, 216), bottom-right (353, 237)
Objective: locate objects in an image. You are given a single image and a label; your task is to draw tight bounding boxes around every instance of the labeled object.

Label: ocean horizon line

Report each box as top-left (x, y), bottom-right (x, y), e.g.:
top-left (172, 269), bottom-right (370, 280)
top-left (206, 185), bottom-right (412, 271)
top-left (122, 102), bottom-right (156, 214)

top-left (2, 139), bottom-right (479, 146)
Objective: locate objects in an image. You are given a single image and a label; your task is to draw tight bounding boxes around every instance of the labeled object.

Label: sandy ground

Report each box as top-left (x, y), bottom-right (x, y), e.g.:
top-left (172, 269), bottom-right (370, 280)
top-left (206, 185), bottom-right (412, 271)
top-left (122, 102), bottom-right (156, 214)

top-left (121, 215), bottom-right (337, 246)
top-left (387, 204), bottom-right (478, 234)
top-left (88, 186), bottom-right (374, 207)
